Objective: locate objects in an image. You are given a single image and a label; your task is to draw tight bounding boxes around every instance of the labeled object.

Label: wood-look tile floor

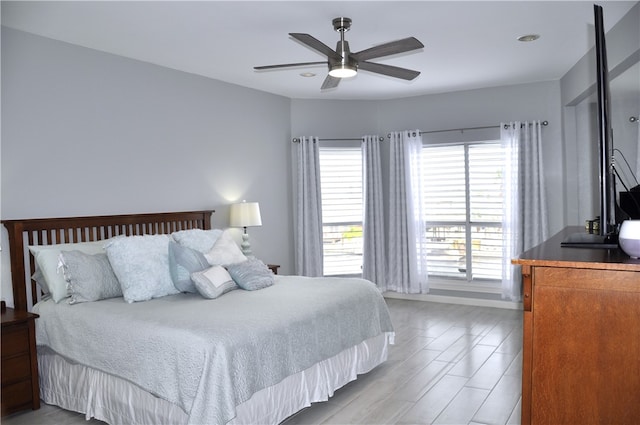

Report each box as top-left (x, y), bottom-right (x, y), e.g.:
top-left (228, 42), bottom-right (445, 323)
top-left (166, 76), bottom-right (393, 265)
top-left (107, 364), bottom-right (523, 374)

top-left (3, 299), bottom-right (523, 425)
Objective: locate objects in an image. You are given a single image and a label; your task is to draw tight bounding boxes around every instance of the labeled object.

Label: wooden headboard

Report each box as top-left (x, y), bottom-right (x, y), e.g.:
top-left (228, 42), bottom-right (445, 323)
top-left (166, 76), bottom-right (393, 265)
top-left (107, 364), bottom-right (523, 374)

top-left (2, 210), bottom-right (215, 312)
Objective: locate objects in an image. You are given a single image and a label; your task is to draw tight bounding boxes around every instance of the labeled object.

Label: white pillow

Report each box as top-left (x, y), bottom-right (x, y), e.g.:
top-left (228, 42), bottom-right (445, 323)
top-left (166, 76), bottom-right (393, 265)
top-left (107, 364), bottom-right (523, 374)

top-left (105, 235), bottom-right (179, 303)
top-left (28, 240), bottom-right (107, 303)
top-left (171, 229), bottom-right (223, 253)
top-left (204, 229), bottom-right (247, 266)
top-left (191, 266), bottom-right (237, 299)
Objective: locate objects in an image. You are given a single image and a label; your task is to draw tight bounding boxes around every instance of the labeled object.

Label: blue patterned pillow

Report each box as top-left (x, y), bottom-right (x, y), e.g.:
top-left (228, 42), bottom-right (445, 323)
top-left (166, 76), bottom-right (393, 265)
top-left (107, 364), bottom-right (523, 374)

top-left (226, 258), bottom-right (274, 291)
top-left (168, 241), bottom-right (210, 293)
top-left (105, 235), bottom-right (179, 303)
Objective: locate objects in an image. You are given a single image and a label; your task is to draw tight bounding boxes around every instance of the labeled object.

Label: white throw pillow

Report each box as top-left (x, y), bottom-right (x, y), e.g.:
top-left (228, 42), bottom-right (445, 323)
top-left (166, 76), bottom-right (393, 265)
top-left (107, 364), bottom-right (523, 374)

top-left (28, 240), bottom-right (107, 303)
top-left (191, 266), bottom-right (237, 299)
top-left (105, 235), bottom-right (179, 303)
top-left (171, 229), bottom-right (223, 253)
top-left (204, 229), bottom-right (247, 266)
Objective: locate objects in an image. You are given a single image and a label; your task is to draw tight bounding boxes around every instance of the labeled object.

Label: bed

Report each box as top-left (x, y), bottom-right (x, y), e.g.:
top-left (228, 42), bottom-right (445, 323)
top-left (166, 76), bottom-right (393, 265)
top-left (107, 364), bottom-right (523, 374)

top-left (2, 210), bottom-right (394, 425)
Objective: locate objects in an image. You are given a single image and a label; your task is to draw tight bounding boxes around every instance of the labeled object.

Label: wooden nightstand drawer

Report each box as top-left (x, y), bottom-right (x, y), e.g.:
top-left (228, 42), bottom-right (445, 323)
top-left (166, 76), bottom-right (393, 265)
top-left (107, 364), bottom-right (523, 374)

top-left (1, 308), bottom-right (40, 416)
top-left (1, 325), bottom-right (30, 357)
top-left (2, 354), bottom-right (32, 385)
top-left (1, 380), bottom-right (33, 413)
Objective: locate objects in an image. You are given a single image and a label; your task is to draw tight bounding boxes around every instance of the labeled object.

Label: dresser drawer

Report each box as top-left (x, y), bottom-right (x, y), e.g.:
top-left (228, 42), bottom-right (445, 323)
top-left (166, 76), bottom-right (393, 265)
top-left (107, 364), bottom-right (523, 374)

top-left (1, 325), bottom-right (29, 357)
top-left (1, 354), bottom-right (31, 385)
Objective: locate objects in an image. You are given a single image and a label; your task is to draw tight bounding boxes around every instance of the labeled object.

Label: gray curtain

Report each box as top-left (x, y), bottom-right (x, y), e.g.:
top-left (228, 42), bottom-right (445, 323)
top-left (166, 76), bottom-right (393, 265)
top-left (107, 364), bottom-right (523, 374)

top-left (292, 136), bottom-right (324, 277)
top-left (387, 130), bottom-right (429, 294)
top-left (362, 135), bottom-right (386, 288)
top-left (501, 121), bottom-right (548, 301)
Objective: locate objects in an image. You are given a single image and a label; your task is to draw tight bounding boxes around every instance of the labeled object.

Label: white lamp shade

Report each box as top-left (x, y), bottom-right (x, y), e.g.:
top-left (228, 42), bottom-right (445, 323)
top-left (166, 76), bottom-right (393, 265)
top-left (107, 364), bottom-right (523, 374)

top-left (230, 201), bottom-right (262, 227)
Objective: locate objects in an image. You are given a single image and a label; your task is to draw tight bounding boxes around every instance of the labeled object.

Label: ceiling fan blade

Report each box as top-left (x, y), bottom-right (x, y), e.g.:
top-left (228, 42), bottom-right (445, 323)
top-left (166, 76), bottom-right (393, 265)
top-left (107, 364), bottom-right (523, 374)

top-left (290, 33), bottom-right (342, 61)
top-left (358, 61), bottom-right (420, 80)
top-left (254, 61), bottom-right (327, 70)
top-left (351, 37), bottom-right (424, 61)
top-left (321, 75), bottom-right (340, 90)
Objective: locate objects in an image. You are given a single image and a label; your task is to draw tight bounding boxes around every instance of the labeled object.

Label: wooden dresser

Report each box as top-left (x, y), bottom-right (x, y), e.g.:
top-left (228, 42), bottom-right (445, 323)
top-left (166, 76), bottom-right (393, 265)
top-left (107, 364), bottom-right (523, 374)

top-left (513, 227), bottom-right (640, 425)
top-left (1, 307), bottom-right (40, 416)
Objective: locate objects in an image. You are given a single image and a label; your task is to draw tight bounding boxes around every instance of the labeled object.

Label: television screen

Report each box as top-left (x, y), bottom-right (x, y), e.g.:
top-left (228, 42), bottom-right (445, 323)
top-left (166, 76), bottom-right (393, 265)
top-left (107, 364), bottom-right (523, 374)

top-left (561, 4), bottom-right (618, 249)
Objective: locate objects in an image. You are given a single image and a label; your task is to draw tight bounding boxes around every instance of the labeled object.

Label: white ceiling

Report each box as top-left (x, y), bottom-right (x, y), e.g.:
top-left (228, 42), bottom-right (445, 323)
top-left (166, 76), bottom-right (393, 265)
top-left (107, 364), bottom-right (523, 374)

top-left (1, 1), bottom-right (637, 100)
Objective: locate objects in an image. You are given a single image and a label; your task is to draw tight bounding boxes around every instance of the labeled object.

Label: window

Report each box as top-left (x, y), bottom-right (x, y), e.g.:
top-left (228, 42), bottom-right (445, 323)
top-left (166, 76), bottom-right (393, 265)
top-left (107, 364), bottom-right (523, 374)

top-left (318, 145), bottom-right (363, 276)
top-left (422, 141), bottom-right (504, 291)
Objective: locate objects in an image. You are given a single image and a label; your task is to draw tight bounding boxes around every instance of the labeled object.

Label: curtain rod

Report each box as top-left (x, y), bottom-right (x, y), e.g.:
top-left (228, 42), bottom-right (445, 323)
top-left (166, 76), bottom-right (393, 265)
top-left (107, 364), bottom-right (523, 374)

top-left (291, 136), bottom-right (384, 143)
top-left (386, 120), bottom-right (549, 138)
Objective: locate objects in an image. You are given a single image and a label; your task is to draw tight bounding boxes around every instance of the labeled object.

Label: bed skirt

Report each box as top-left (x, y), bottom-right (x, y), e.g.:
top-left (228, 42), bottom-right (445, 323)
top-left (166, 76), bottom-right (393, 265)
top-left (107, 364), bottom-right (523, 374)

top-left (38, 332), bottom-right (394, 425)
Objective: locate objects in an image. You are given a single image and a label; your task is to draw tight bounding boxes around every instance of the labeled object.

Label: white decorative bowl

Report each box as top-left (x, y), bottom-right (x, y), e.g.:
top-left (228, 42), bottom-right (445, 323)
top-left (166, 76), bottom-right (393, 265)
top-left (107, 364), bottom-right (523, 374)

top-left (619, 220), bottom-right (640, 258)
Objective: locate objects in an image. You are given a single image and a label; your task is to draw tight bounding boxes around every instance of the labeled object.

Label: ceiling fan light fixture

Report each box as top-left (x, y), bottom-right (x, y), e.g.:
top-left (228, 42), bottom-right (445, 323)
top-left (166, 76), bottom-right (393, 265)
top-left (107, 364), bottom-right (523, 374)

top-left (255, 17), bottom-right (423, 90)
top-left (328, 64), bottom-right (357, 78)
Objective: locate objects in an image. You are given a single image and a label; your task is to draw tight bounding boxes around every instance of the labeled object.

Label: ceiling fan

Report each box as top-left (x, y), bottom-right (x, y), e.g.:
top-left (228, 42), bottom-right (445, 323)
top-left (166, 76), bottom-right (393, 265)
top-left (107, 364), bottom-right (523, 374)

top-left (254, 17), bottom-right (424, 90)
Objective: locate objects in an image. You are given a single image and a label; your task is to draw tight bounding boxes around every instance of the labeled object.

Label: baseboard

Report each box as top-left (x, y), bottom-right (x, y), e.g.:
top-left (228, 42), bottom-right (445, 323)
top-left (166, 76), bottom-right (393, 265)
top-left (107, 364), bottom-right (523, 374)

top-left (383, 291), bottom-right (523, 310)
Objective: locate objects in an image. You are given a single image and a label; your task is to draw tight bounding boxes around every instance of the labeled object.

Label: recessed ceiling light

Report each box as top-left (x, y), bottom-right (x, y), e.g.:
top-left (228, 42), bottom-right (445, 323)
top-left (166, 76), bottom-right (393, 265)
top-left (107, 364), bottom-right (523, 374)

top-left (518, 34), bottom-right (540, 42)
top-left (300, 72), bottom-right (316, 77)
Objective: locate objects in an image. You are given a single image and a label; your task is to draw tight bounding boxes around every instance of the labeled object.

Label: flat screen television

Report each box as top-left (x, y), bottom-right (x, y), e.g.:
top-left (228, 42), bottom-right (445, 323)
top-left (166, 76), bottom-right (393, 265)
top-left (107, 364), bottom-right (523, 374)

top-left (561, 4), bottom-right (619, 248)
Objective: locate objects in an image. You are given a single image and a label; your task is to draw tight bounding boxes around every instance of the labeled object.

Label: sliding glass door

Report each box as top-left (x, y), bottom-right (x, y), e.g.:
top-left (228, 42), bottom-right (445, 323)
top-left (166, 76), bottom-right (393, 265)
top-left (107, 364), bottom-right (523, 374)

top-left (422, 141), bottom-right (504, 292)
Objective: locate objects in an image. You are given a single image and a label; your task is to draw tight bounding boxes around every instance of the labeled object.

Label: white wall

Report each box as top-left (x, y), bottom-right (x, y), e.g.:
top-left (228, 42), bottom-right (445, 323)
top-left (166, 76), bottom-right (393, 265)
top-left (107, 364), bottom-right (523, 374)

top-left (291, 99), bottom-right (381, 139)
top-left (1, 28), bottom-right (293, 307)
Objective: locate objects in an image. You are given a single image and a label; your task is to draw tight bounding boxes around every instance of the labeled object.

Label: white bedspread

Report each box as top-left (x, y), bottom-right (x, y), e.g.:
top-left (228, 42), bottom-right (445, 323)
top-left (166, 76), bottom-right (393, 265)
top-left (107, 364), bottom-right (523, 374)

top-left (33, 275), bottom-right (394, 425)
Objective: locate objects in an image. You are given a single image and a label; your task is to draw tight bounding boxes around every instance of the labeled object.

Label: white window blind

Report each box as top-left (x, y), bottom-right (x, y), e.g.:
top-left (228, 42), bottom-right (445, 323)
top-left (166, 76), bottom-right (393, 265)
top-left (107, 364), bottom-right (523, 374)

top-left (319, 146), bottom-right (363, 276)
top-left (422, 142), bottom-right (504, 287)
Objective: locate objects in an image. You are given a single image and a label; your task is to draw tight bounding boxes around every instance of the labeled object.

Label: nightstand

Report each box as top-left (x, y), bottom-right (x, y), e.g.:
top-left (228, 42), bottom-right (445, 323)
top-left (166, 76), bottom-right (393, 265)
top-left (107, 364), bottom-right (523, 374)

top-left (1, 307), bottom-right (40, 416)
top-left (267, 264), bottom-right (280, 275)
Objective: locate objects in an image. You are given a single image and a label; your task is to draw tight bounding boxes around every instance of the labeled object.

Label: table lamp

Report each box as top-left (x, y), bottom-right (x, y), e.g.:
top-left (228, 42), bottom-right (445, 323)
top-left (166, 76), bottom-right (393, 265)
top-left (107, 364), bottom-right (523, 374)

top-left (229, 200), bottom-right (262, 256)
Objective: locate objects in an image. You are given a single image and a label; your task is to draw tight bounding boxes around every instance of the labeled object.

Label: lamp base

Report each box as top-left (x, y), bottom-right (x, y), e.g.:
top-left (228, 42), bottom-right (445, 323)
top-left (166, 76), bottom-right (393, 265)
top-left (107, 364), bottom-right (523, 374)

top-left (241, 233), bottom-right (252, 257)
